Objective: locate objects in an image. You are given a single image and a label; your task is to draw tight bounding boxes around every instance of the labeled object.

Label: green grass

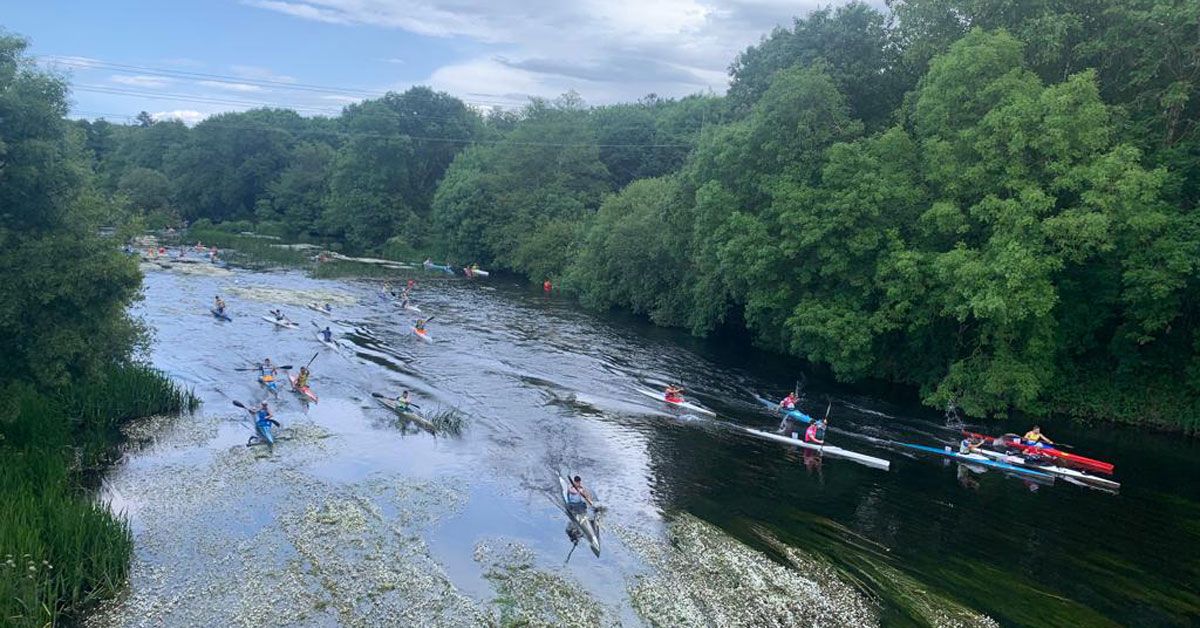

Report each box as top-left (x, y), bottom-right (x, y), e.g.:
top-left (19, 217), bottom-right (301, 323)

top-left (0, 366), bottom-right (196, 627)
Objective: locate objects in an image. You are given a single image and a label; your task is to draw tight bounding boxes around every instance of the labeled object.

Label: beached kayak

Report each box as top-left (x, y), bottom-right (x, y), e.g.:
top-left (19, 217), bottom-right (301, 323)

top-left (634, 387), bottom-right (715, 416)
top-left (262, 315), bottom-right (298, 329)
top-left (412, 327), bottom-right (433, 343)
top-left (375, 396), bottom-right (435, 433)
top-left (288, 372), bottom-right (318, 403)
top-left (559, 474), bottom-right (600, 556)
top-left (742, 427), bottom-right (891, 470)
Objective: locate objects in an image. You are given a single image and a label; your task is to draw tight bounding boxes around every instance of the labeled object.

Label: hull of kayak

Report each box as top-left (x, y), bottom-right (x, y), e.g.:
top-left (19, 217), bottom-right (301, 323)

top-left (315, 331), bottom-right (337, 349)
top-left (306, 303), bottom-right (333, 316)
top-left (412, 327), bottom-right (432, 343)
top-left (743, 427), bottom-right (890, 470)
top-left (634, 388), bottom-right (715, 416)
top-left (976, 449), bottom-right (1120, 491)
top-left (255, 421), bottom-right (275, 446)
top-left (964, 431), bottom-right (1113, 475)
top-left (376, 397), bottom-right (435, 433)
top-left (211, 308), bottom-right (231, 321)
top-left (262, 315), bottom-right (298, 329)
top-left (403, 304), bottom-right (422, 313)
top-left (559, 476), bottom-right (600, 556)
top-left (900, 443), bottom-right (1054, 480)
top-left (288, 373), bottom-right (318, 403)
top-left (755, 396), bottom-right (813, 423)
top-left (424, 263), bottom-right (454, 274)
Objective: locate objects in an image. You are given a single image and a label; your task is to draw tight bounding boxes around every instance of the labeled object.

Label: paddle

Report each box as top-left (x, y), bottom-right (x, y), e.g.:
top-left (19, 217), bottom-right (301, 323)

top-left (370, 391), bottom-right (423, 410)
top-left (234, 365), bottom-right (292, 372)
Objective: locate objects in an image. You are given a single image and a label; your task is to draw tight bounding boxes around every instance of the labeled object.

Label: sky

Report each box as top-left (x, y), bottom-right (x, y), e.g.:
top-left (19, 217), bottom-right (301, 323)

top-left (3, 0), bottom-right (841, 124)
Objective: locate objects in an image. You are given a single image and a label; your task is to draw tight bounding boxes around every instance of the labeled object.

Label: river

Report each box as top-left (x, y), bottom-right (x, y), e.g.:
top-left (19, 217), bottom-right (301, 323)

top-left (88, 261), bottom-right (1200, 627)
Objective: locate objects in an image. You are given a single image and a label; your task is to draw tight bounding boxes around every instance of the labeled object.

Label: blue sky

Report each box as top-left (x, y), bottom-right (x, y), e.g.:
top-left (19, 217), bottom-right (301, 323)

top-left (4, 0), bottom-right (837, 124)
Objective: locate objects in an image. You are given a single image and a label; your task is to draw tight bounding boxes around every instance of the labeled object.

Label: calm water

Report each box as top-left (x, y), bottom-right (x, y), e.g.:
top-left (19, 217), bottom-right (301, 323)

top-left (99, 264), bottom-right (1200, 626)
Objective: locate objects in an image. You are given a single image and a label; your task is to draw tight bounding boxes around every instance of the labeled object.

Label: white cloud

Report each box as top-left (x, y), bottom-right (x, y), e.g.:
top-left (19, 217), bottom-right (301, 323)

top-left (151, 110), bottom-right (208, 125)
top-left (230, 64), bottom-right (297, 84)
top-left (111, 74), bottom-right (173, 88)
top-left (246, 0), bottom-right (838, 105)
top-left (381, 58), bottom-right (405, 65)
top-left (198, 80), bottom-right (265, 93)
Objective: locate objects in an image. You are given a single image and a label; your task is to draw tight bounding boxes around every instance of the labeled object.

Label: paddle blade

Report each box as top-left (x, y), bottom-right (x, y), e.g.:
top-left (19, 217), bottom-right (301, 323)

top-left (232, 400), bottom-right (247, 409)
top-left (371, 392), bottom-right (385, 398)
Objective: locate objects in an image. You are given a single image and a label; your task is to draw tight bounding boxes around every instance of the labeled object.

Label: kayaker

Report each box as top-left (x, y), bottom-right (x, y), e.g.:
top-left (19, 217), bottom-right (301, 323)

top-left (406, 279), bottom-right (416, 291)
top-left (779, 392), bottom-right (799, 410)
top-left (543, 279), bottom-right (552, 293)
top-left (565, 475), bottom-right (595, 514)
top-left (252, 401), bottom-right (280, 431)
top-left (258, 358), bottom-right (278, 387)
top-left (320, 326), bottom-right (333, 343)
top-left (959, 436), bottom-right (983, 455)
top-left (1022, 426), bottom-right (1054, 447)
top-left (664, 385), bottom-right (685, 403)
top-left (805, 418), bottom-right (826, 445)
top-left (295, 366), bottom-right (311, 390)
top-left (270, 309), bottom-right (288, 322)
top-left (415, 318), bottom-right (428, 333)
top-left (214, 296), bottom-right (227, 314)
top-left (395, 390), bottom-right (413, 410)
top-left (322, 303), bottom-right (332, 313)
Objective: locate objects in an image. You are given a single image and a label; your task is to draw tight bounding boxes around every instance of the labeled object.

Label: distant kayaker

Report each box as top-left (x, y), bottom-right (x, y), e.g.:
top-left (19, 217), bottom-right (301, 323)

top-left (395, 390), bottom-right (413, 410)
top-left (270, 309), bottom-right (287, 322)
top-left (805, 418), bottom-right (826, 445)
top-left (565, 475), bottom-right (595, 514)
top-left (214, 296), bottom-right (226, 314)
top-left (322, 303), bottom-right (332, 313)
top-left (664, 385), bottom-right (684, 403)
top-left (414, 318), bottom-right (428, 332)
top-left (959, 436), bottom-right (983, 455)
top-left (779, 392), bottom-right (798, 410)
top-left (320, 326), bottom-right (333, 343)
top-left (406, 279), bottom-right (416, 291)
top-left (543, 279), bottom-right (552, 294)
top-left (1023, 426), bottom-right (1054, 447)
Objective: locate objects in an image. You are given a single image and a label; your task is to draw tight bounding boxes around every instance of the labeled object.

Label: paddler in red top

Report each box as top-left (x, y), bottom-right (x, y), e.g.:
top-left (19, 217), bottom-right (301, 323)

top-left (778, 392), bottom-right (798, 410)
top-left (1022, 426), bottom-right (1054, 447)
top-left (805, 417), bottom-right (827, 445)
top-left (664, 385), bottom-right (685, 404)
top-left (543, 279), bottom-right (552, 293)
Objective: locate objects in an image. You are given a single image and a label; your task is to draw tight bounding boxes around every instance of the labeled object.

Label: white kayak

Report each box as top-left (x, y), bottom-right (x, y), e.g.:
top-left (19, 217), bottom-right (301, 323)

top-left (559, 475), bottom-right (600, 556)
top-left (376, 396), bottom-right (435, 433)
top-left (634, 387), bottom-right (715, 416)
top-left (402, 304), bottom-right (422, 313)
top-left (412, 327), bottom-right (433, 343)
top-left (315, 331), bottom-right (337, 349)
top-left (262, 315), bottom-right (298, 329)
top-left (742, 427), bottom-right (891, 471)
top-left (977, 449), bottom-right (1120, 491)
top-left (306, 303), bottom-right (334, 316)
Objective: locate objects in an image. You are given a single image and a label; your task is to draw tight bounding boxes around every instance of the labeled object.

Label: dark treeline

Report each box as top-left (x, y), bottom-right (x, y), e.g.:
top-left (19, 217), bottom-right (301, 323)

top-left (76, 0), bottom-right (1199, 428)
top-left (0, 34), bottom-right (195, 626)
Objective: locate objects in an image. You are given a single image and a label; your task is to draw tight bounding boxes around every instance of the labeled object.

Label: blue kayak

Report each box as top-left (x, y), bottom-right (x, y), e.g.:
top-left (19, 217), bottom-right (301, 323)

top-left (255, 420), bottom-right (275, 446)
top-left (899, 443), bottom-right (1054, 479)
top-left (756, 396), bottom-right (813, 423)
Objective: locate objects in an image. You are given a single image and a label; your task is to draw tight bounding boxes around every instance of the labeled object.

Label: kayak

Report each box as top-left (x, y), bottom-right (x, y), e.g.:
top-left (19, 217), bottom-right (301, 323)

top-left (258, 374), bottom-right (278, 394)
top-left (315, 331), bottom-right (337, 349)
top-left (211, 308), bottom-right (231, 322)
top-left (306, 303), bottom-right (333, 316)
top-left (464, 267), bottom-right (490, 278)
top-left (755, 396), bottom-right (813, 424)
top-left (634, 387), bottom-right (715, 416)
top-left (288, 372), bottom-right (318, 403)
top-left (254, 420), bottom-right (275, 446)
top-left (423, 262), bottom-right (454, 274)
top-left (964, 431), bottom-right (1113, 475)
top-left (376, 396), bottom-right (435, 433)
top-left (402, 304), bottom-right (422, 313)
top-left (899, 443), bottom-right (1054, 480)
top-left (412, 327), bottom-right (433, 343)
top-left (742, 427), bottom-right (890, 470)
top-left (262, 315), bottom-right (298, 329)
top-left (559, 475), bottom-right (600, 556)
top-left (975, 449), bottom-right (1120, 491)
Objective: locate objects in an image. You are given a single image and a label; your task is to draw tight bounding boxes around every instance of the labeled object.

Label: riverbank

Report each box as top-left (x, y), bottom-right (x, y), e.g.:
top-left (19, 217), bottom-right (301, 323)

top-left (0, 366), bottom-right (196, 627)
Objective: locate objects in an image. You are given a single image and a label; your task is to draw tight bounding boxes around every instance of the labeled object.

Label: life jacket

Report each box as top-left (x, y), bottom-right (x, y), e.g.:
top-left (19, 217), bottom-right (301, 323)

top-left (805, 422), bottom-right (825, 443)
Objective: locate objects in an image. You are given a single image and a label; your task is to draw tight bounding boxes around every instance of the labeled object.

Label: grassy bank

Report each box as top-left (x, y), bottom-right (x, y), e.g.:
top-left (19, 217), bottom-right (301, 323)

top-left (0, 366), bottom-right (197, 627)
top-left (186, 228), bottom-right (314, 267)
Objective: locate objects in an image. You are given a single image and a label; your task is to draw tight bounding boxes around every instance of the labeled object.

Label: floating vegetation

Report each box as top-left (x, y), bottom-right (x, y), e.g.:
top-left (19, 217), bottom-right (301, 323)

top-left (475, 539), bottom-right (614, 627)
top-left (619, 513), bottom-right (879, 628)
top-left (225, 285), bottom-right (357, 309)
top-left (187, 229), bottom-right (312, 267)
top-left (428, 407), bottom-right (466, 436)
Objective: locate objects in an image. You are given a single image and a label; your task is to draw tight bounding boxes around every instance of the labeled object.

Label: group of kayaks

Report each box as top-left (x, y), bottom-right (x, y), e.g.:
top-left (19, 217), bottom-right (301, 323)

top-left (636, 386), bottom-right (1119, 492)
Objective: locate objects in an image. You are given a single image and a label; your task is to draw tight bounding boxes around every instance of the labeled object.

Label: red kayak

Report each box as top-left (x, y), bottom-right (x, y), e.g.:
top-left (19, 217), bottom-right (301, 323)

top-left (964, 431), bottom-right (1113, 475)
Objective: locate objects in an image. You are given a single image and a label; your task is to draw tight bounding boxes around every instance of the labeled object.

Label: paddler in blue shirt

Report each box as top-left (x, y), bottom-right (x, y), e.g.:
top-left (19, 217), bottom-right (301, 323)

top-left (320, 326), bottom-right (333, 343)
top-left (959, 436), bottom-right (983, 455)
top-left (252, 401), bottom-right (280, 434)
